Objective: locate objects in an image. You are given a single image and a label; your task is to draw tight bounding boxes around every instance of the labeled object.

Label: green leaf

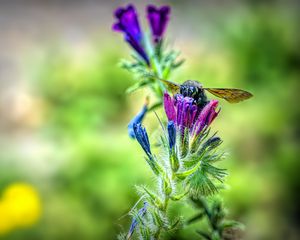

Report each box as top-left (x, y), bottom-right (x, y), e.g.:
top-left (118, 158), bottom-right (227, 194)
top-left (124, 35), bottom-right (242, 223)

top-left (125, 80), bottom-right (149, 94)
top-left (152, 209), bottom-right (169, 230)
top-left (179, 127), bottom-right (189, 159)
top-left (139, 226), bottom-right (152, 240)
top-left (169, 217), bottom-right (183, 231)
top-left (162, 175), bottom-right (172, 196)
top-left (136, 186), bottom-right (163, 210)
top-left (190, 127), bottom-right (210, 154)
top-left (186, 168), bottom-right (218, 197)
top-left (175, 159), bottom-right (202, 180)
top-left (117, 233), bottom-right (127, 240)
top-left (144, 155), bottom-right (164, 176)
top-left (183, 147), bottom-right (207, 168)
top-left (202, 162), bottom-right (227, 183)
top-left (186, 212), bottom-right (205, 225)
top-left (172, 59), bottom-right (185, 69)
top-left (170, 147), bottom-right (180, 173)
top-left (196, 230), bottom-right (212, 240)
top-left (170, 191), bottom-right (188, 201)
top-left (220, 220), bottom-right (245, 231)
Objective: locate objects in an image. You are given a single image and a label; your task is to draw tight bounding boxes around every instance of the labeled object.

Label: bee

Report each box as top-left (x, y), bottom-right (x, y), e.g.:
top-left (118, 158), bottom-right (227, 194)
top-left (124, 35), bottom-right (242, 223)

top-left (158, 78), bottom-right (253, 108)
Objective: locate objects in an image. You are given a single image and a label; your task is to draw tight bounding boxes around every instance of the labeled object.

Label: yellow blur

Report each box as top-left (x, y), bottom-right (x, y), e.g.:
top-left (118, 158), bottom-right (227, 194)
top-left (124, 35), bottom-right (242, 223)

top-left (0, 183), bottom-right (41, 235)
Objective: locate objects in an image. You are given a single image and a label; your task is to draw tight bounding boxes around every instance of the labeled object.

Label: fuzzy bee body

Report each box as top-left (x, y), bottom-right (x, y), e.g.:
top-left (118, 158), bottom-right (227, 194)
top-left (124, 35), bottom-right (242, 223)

top-left (180, 80), bottom-right (208, 108)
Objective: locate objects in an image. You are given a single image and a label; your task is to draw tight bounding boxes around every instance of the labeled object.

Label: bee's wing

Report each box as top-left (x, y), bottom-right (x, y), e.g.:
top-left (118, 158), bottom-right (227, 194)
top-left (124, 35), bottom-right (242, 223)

top-left (142, 72), bottom-right (180, 94)
top-left (158, 78), bottom-right (180, 94)
top-left (204, 88), bottom-right (253, 103)
top-left (149, 76), bottom-right (180, 94)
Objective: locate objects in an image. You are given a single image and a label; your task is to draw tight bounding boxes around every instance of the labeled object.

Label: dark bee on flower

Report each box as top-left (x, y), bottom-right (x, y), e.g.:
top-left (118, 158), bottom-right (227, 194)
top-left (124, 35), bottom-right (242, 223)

top-left (159, 78), bottom-right (253, 109)
top-left (178, 80), bottom-right (209, 109)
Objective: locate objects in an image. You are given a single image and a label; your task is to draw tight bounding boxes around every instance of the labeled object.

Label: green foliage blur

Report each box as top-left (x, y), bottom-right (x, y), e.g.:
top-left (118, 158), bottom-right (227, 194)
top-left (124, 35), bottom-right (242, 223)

top-left (0, 1), bottom-right (299, 240)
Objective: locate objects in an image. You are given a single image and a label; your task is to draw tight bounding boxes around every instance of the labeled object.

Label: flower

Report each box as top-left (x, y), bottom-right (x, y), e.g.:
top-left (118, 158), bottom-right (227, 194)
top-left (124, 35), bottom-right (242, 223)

top-left (167, 121), bottom-right (176, 149)
top-left (113, 4), bottom-right (150, 65)
top-left (127, 202), bottom-right (148, 239)
top-left (147, 5), bottom-right (171, 43)
top-left (133, 123), bottom-right (152, 157)
top-left (163, 92), bottom-right (177, 122)
top-left (133, 123), bottom-right (162, 175)
top-left (128, 100), bottom-right (148, 139)
top-left (163, 92), bottom-right (220, 135)
top-left (192, 100), bottom-right (219, 136)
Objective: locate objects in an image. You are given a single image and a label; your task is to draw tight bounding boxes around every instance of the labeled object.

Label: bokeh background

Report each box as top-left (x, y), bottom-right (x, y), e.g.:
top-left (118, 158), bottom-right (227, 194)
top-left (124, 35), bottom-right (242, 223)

top-left (0, 0), bottom-right (299, 239)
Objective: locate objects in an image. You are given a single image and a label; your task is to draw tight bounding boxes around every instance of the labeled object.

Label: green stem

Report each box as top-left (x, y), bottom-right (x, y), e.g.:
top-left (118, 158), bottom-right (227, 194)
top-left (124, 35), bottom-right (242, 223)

top-left (144, 32), bottom-right (165, 97)
top-left (190, 197), bottom-right (223, 239)
top-left (154, 199), bottom-right (170, 239)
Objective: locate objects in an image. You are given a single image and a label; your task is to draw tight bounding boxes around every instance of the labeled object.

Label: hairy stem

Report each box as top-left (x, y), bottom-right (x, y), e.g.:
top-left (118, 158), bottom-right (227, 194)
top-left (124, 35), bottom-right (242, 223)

top-left (144, 32), bottom-right (165, 97)
top-left (154, 178), bottom-right (172, 239)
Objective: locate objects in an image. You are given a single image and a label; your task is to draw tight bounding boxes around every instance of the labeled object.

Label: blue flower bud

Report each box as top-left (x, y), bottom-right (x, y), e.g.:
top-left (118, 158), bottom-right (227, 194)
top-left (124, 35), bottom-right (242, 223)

top-left (206, 136), bottom-right (221, 146)
top-left (167, 121), bottom-right (176, 149)
top-left (203, 136), bottom-right (222, 151)
top-left (133, 123), bottom-right (152, 157)
top-left (127, 202), bottom-right (148, 239)
top-left (128, 104), bottom-right (148, 139)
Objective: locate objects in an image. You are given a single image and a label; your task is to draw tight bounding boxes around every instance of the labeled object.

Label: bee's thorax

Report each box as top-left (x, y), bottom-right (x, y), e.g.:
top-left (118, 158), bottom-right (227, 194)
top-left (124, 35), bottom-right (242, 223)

top-left (180, 80), bottom-right (208, 108)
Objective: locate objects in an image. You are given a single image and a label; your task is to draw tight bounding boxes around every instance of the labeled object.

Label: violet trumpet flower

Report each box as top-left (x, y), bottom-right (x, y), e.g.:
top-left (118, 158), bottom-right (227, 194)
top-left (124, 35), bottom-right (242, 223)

top-left (147, 5), bottom-right (171, 43)
top-left (113, 4), bottom-right (150, 65)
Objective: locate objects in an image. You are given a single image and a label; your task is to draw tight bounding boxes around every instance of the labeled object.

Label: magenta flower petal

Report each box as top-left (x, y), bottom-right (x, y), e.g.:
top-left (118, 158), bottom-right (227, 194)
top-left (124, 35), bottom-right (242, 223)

top-left (206, 101), bottom-right (220, 125)
top-left (163, 93), bottom-right (220, 137)
top-left (193, 100), bottom-right (219, 135)
top-left (164, 92), bottom-right (176, 122)
top-left (182, 98), bottom-right (194, 127)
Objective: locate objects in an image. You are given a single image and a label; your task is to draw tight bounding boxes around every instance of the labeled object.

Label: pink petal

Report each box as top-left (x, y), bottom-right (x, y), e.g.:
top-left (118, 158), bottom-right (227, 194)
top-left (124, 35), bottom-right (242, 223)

top-left (163, 92), bottom-right (176, 122)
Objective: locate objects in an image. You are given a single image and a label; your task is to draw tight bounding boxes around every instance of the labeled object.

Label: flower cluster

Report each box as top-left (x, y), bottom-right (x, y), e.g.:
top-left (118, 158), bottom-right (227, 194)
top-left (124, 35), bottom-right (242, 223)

top-left (113, 4), bottom-right (170, 66)
top-left (164, 93), bottom-right (219, 138)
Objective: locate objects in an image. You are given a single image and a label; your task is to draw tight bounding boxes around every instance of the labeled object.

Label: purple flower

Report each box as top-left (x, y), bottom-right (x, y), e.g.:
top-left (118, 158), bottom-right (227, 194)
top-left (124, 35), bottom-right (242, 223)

top-left (163, 92), bottom-right (220, 135)
top-left (164, 92), bottom-right (176, 122)
top-left (147, 5), bottom-right (171, 43)
top-left (113, 4), bottom-right (150, 65)
top-left (192, 100), bottom-right (220, 136)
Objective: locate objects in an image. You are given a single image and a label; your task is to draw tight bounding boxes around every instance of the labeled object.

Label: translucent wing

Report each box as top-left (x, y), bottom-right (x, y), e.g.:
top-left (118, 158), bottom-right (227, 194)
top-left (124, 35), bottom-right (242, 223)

top-left (158, 78), bottom-right (180, 94)
top-left (142, 72), bottom-right (180, 94)
top-left (204, 88), bottom-right (253, 103)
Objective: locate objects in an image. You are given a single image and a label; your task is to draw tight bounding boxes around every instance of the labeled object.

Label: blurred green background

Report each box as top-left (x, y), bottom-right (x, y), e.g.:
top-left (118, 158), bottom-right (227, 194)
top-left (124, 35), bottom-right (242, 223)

top-left (0, 0), bottom-right (299, 239)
